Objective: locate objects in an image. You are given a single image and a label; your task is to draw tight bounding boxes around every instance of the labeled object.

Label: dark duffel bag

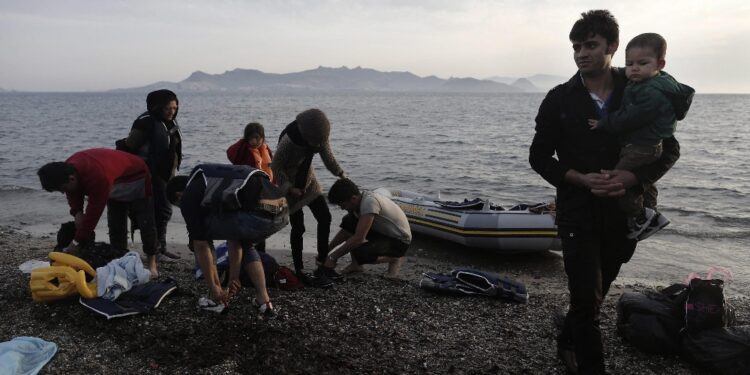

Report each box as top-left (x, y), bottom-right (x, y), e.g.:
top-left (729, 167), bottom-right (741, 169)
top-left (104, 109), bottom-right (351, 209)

top-left (683, 326), bottom-right (750, 375)
top-left (616, 284), bottom-right (689, 354)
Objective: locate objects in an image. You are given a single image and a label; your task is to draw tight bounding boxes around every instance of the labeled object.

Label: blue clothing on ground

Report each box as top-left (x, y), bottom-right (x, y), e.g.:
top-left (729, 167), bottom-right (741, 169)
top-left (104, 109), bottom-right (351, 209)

top-left (0, 336), bottom-right (57, 375)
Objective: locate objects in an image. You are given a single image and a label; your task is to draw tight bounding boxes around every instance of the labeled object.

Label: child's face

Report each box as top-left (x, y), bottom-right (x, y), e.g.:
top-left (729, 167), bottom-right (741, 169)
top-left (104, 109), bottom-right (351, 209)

top-left (246, 134), bottom-right (263, 149)
top-left (625, 47), bottom-right (665, 82)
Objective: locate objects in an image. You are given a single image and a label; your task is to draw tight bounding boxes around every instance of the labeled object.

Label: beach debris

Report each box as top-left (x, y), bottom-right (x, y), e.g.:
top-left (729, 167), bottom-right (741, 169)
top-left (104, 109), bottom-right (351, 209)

top-left (18, 260), bottom-right (50, 274)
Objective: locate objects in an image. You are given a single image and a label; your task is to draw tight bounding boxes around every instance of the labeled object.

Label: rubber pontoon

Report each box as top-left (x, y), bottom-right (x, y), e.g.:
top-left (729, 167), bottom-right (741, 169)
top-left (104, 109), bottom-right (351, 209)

top-left (374, 188), bottom-right (561, 253)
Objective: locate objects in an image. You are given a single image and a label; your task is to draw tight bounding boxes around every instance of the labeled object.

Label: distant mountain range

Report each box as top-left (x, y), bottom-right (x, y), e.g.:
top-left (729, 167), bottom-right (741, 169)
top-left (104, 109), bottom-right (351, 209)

top-left (113, 66), bottom-right (565, 93)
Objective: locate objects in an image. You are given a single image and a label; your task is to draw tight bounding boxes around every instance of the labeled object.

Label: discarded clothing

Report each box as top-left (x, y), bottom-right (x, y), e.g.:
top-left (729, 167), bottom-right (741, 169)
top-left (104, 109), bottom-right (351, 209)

top-left (0, 336), bottom-right (57, 375)
top-left (18, 260), bottom-right (50, 274)
top-left (96, 252), bottom-right (151, 300)
top-left (80, 278), bottom-right (178, 319)
top-left (420, 268), bottom-right (528, 303)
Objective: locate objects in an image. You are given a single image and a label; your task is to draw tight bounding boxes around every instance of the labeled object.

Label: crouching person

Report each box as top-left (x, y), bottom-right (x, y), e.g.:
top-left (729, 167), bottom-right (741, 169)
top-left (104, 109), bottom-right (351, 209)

top-left (323, 178), bottom-right (411, 279)
top-left (37, 148), bottom-right (160, 277)
top-left (166, 164), bottom-right (288, 318)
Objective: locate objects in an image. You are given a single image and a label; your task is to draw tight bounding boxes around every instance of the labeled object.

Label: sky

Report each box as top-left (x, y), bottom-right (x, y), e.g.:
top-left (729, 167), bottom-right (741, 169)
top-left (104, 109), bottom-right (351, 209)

top-left (1, 0), bottom-right (748, 93)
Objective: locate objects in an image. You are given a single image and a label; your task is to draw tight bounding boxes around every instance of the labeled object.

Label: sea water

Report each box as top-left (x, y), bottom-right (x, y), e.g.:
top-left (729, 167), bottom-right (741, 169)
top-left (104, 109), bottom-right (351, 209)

top-left (1, 92), bottom-right (748, 293)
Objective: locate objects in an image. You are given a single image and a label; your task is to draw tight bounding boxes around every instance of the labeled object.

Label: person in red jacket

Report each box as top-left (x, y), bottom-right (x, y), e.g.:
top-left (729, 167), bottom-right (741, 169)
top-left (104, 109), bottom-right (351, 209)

top-left (38, 148), bottom-right (160, 277)
top-left (226, 122), bottom-right (275, 252)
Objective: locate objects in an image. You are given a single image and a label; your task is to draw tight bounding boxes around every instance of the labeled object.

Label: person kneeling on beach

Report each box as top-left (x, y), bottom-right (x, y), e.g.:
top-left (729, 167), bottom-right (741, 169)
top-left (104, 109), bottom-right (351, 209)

top-left (37, 148), bottom-right (161, 278)
top-left (166, 164), bottom-right (289, 318)
top-left (322, 178), bottom-right (411, 279)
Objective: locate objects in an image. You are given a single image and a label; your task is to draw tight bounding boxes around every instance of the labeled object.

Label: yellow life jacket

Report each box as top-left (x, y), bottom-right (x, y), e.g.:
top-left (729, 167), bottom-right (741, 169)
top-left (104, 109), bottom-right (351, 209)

top-left (30, 252), bottom-right (98, 302)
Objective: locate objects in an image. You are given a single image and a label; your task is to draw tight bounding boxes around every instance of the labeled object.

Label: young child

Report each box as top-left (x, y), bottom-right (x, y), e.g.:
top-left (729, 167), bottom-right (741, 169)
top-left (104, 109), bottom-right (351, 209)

top-left (227, 122), bottom-right (274, 252)
top-left (589, 32), bottom-right (694, 240)
top-left (227, 122), bottom-right (274, 182)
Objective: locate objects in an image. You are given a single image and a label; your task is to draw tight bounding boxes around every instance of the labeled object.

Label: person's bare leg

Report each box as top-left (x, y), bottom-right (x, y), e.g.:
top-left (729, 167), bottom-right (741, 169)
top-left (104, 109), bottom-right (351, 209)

top-left (380, 256), bottom-right (406, 279)
top-left (147, 254), bottom-right (159, 279)
top-left (243, 260), bottom-right (271, 304)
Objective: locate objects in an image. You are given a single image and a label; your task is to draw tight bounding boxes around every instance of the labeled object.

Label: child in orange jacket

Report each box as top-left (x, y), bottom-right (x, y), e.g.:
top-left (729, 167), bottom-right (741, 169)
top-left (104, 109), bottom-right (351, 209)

top-left (226, 122), bottom-right (274, 183)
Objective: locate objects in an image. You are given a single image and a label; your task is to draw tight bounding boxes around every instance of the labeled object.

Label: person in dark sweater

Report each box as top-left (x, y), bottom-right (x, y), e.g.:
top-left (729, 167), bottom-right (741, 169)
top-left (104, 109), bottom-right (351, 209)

top-left (122, 89), bottom-right (182, 260)
top-left (38, 148), bottom-right (160, 277)
top-left (529, 10), bottom-right (681, 374)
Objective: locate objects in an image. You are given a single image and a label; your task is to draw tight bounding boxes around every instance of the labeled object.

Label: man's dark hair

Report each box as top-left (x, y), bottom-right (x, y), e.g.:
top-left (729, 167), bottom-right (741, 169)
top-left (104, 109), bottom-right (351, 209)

top-left (166, 175), bottom-right (190, 205)
top-left (569, 9), bottom-right (619, 44)
top-left (37, 162), bottom-right (75, 192)
top-left (328, 178), bottom-right (360, 205)
top-left (244, 122), bottom-right (265, 141)
top-left (626, 33), bottom-right (667, 60)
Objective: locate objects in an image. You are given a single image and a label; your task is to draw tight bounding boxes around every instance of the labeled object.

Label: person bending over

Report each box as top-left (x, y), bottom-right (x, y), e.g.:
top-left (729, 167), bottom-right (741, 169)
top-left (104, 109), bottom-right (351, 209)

top-left (38, 148), bottom-right (160, 277)
top-left (167, 164), bottom-right (288, 318)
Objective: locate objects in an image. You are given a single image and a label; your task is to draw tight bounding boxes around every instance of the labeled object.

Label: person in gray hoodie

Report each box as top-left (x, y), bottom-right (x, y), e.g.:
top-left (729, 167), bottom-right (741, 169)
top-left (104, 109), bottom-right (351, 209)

top-left (589, 32), bottom-right (694, 240)
top-left (271, 109), bottom-right (346, 287)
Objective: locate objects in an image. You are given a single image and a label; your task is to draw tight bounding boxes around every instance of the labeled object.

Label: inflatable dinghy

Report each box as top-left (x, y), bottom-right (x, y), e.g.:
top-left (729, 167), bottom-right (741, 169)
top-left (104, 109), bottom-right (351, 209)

top-left (375, 188), bottom-right (560, 253)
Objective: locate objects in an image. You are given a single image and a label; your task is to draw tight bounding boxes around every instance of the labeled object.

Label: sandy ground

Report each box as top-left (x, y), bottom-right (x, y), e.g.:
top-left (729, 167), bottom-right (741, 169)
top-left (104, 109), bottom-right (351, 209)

top-left (2, 226), bottom-right (747, 374)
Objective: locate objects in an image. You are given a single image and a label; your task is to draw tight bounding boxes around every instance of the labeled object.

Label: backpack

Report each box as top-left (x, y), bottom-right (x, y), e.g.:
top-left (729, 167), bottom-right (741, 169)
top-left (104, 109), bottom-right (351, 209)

top-left (682, 326), bottom-right (750, 375)
top-left (616, 284), bottom-right (689, 354)
top-left (274, 266), bottom-right (304, 291)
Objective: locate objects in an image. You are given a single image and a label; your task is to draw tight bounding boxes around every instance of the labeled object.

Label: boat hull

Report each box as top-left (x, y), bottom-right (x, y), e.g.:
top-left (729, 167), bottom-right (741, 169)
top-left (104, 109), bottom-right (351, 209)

top-left (375, 188), bottom-right (560, 253)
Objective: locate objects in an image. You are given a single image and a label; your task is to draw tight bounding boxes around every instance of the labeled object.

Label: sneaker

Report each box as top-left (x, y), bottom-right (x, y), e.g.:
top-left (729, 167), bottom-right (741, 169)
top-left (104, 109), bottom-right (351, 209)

top-left (198, 296), bottom-right (226, 313)
top-left (637, 211), bottom-right (670, 241)
top-left (252, 298), bottom-right (278, 320)
top-left (311, 269), bottom-right (334, 289)
top-left (626, 208), bottom-right (656, 240)
top-left (295, 270), bottom-right (314, 286)
top-left (319, 266), bottom-right (342, 281)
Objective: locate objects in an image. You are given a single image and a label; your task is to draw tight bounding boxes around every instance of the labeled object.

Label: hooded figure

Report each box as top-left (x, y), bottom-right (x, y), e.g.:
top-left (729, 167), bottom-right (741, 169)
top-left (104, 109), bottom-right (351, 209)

top-left (271, 108), bottom-right (345, 283)
top-left (123, 89), bottom-right (183, 258)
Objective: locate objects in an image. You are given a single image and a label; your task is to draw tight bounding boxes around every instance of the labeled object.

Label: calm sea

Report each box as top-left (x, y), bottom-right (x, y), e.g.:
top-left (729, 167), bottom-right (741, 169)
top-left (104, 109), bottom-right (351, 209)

top-left (1, 92), bottom-right (748, 294)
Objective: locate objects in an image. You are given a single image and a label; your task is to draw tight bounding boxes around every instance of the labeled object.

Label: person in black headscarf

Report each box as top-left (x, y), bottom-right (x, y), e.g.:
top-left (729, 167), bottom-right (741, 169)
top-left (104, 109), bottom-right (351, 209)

top-left (122, 89), bottom-right (183, 260)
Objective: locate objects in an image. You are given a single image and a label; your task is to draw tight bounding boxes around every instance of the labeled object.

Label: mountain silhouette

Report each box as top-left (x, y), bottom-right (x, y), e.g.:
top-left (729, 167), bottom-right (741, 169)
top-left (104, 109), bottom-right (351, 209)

top-left (113, 66), bottom-right (541, 93)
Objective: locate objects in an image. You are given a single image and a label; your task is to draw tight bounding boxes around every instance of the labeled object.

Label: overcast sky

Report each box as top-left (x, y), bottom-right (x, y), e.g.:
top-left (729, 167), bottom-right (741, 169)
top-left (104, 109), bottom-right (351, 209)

top-left (1, 0), bottom-right (748, 93)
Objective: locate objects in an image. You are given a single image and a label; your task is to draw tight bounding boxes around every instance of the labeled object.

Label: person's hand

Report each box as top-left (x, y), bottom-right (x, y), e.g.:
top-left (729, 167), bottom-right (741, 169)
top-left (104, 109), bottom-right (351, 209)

top-left (588, 119), bottom-right (600, 130)
top-left (227, 279), bottom-right (241, 299)
top-left (324, 256), bottom-right (337, 269)
top-left (289, 188), bottom-right (303, 197)
top-left (590, 169), bottom-right (637, 197)
top-left (62, 242), bottom-right (81, 256)
top-left (209, 284), bottom-right (229, 306)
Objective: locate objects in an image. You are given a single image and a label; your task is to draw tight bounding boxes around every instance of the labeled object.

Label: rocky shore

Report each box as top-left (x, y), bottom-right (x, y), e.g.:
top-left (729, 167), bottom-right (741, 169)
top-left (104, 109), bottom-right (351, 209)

top-left (2, 226), bottom-right (746, 374)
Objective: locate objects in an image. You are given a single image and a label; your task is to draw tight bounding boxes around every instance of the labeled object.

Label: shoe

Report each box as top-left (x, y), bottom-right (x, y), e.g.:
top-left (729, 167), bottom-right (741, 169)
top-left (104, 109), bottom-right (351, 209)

top-left (626, 208), bottom-right (656, 240)
top-left (319, 266), bottom-right (342, 281)
top-left (295, 270), bottom-right (314, 286)
top-left (198, 296), bottom-right (226, 313)
top-left (252, 298), bottom-right (278, 320)
top-left (311, 269), bottom-right (334, 289)
top-left (637, 211), bottom-right (670, 241)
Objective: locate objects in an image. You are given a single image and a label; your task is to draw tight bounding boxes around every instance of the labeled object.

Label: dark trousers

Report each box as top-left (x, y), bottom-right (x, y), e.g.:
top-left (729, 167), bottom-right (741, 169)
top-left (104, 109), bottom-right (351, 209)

top-left (152, 176), bottom-right (173, 251)
top-left (557, 221), bottom-right (636, 374)
top-left (107, 197), bottom-right (158, 255)
top-left (289, 195), bottom-right (331, 271)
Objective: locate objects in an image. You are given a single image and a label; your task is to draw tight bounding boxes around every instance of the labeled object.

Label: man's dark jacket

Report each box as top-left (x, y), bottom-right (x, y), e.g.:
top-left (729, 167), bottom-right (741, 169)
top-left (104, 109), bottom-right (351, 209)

top-left (529, 68), bottom-right (680, 229)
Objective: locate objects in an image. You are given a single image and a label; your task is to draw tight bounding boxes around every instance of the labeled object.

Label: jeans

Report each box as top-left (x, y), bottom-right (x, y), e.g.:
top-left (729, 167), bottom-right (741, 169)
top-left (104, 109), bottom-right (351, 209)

top-left (107, 197), bottom-right (158, 255)
top-left (289, 195), bottom-right (331, 271)
top-left (557, 220), bottom-right (636, 374)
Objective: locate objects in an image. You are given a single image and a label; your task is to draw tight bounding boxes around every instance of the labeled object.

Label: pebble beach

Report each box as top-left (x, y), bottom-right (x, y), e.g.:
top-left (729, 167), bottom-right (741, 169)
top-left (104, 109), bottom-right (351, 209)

top-left (3, 226), bottom-right (748, 374)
